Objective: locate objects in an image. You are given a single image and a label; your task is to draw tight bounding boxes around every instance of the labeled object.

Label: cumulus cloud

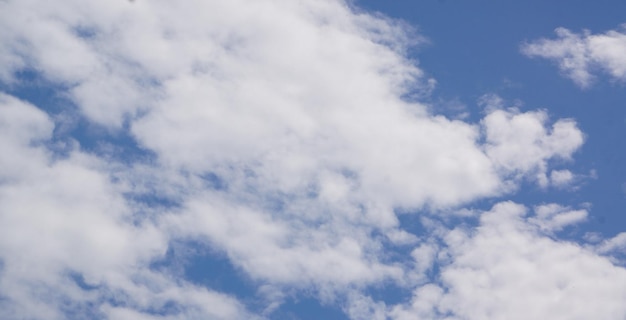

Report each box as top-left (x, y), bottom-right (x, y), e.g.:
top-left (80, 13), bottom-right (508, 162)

top-left (389, 202), bottom-right (626, 320)
top-left (481, 107), bottom-right (583, 187)
top-left (0, 94), bottom-right (257, 320)
top-left (0, 0), bottom-right (620, 319)
top-left (522, 25), bottom-right (626, 87)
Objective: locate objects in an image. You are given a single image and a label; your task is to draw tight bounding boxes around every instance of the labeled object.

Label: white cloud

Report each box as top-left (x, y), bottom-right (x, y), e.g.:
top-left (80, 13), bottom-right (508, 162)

top-left (550, 169), bottom-right (575, 188)
top-left (390, 202), bottom-right (626, 320)
top-left (345, 293), bottom-right (387, 320)
top-left (530, 203), bottom-right (588, 232)
top-left (0, 94), bottom-right (256, 319)
top-left (388, 284), bottom-right (445, 320)
top-left (481, 108), bottom-right (583, 186)
top-left (522, 25), bottom-right (626, 87)
top-left (596, 232), bottom-right (626, 255)
top-left (0, 0), bottom-right (619, 319)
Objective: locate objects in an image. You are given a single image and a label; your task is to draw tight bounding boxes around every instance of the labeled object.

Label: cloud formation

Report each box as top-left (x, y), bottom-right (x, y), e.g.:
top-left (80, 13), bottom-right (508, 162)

top-left (522, 25), bottom-right (626, 88)
top-left (0, 0), bottom-right (620, 319)
top-left (390, 202), bottom-right (626, 320)
top-left (0, 94), bottom-right (257, 319)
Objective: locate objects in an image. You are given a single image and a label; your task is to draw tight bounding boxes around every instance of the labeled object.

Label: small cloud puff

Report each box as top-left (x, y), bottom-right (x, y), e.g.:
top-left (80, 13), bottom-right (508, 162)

top-left (550, 169), bottom-right (575, 188)
top-left (522, 25), bottom-right (626, 88)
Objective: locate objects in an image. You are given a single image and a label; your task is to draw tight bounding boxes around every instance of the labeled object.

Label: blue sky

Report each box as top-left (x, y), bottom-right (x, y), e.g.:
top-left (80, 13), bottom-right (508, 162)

top-left (1, 1), bottom-right (626, 319)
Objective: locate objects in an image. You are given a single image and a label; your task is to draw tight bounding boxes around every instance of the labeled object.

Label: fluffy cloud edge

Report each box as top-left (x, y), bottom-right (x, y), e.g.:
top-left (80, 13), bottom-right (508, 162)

top-left (522, 24), bottom-right (626, 88)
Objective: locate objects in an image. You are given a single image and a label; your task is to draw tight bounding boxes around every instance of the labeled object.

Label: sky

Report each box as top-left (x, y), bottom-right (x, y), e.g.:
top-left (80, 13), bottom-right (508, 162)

top-left (0, 0), bottom-right (626, 319)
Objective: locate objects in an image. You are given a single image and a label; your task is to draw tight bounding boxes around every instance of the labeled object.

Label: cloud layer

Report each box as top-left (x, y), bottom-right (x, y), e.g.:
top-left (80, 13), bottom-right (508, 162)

top-left (0, 0), bottom-right (620, 319)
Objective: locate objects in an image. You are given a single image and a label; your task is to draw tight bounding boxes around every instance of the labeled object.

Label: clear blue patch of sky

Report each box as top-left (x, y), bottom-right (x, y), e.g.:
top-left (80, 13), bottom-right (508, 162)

top-left (149, 240), bottom-right (272, 313)
top-left (271, 297), bottom-right (347, 320)
top-left (364, 279), bottom-right (413, 307)
top-left (183, 250), bottom-right (257, 300)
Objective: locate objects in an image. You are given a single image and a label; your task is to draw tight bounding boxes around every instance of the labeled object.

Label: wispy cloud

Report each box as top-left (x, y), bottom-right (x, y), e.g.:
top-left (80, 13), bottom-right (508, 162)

top-left (522, 25), bottom-right (626, 88)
